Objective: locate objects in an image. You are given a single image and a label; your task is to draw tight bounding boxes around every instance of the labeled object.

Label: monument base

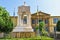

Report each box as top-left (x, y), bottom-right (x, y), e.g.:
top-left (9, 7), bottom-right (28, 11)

top-left (12, 32), bottom-right (35, 38)
top-left (12, 26), bottom-right (35, 38)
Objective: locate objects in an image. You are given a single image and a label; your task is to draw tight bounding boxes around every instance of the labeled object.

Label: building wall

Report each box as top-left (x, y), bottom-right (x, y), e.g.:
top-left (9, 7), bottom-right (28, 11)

top-left (49, 16), bottom-right (60, 33)
top-left (10, 14), bottom-right (60, 33)
top-left (31, 12), bottom-right (50, 32)
top-left (10, 16), bottom-right (17, 27)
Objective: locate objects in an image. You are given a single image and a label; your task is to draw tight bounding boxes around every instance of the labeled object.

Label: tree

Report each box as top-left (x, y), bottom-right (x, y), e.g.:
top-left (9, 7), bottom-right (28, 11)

top-left (39, 21), bottom-right (45, 32)
top-left (39, 21), bottom-right (45, 40)
top-left (0, 6), bottom-right (13, 37)
top-left (56, 20), bottom-right (60, 31)
top-left (35, 21), bottom-right (45, 35)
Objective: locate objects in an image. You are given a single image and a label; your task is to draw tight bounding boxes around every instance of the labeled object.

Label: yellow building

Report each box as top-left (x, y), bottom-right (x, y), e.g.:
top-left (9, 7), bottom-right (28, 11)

top-left (10, 11), bottom-right (60, 33)
top-left (10, 3), bottom-right (60, 33)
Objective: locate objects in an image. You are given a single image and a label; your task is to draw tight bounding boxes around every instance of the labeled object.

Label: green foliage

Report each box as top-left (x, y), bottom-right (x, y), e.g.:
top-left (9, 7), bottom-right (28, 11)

top-left (39, 21), bottom-right (45, 31)
top-left (56, 20), bottom-right (60, 31)
top-left (42, 28), bottom-right (48, 36)
top-left (0, 17), bottom-right (5, 27)
top-left (0, 6), bottom-right (13, 33)
top-left (35, 21), bottom-right (48, 36)
top-left (0, 36), bottom-right (53, 40)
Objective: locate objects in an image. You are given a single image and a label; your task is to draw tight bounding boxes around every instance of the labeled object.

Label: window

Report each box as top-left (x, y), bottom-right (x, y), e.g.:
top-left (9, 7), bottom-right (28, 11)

top-left (36, 18), bottom-right (43, 24)
top-left (45, 19), bottom-right (49, 24)
top-left (53, 18), bottom-right (58, 24)
top-left (32, 20), bottom-right (35, 24)
top-left (36, 19), bottom-right (42, 24)
top-left (23, 16), bottom-right (27, 24)
top-left (39, 20), bottom-right (42, 22)
top-left (39, 18), bottom-right (43, 22)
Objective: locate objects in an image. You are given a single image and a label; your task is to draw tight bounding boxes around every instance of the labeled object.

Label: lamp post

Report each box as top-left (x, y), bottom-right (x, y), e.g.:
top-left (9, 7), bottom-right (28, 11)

top-left (36, 0), bottom-right (42, 40)
top-left (36, 0), bottom-right (39, 36)
top-left (37, 5), bottom-right (42, 40)
top-left (36, 0), bottom-right (41, 40)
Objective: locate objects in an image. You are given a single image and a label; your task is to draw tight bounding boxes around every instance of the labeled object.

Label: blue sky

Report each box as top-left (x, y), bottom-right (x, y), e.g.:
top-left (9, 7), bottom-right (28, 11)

top-left (0, 0), bottom-right (60, 16)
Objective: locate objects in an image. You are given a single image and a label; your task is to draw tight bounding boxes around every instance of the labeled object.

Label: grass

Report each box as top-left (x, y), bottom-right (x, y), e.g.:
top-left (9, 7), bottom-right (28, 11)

top-left (0, 36), bottom-right (53, 40)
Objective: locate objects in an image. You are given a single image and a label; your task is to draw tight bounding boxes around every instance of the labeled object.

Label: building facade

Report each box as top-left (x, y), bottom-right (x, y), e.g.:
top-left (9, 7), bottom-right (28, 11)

top-left (11, 11), bottom-right (60, 33)
top-left (10, 3), bottom-right (60, 33)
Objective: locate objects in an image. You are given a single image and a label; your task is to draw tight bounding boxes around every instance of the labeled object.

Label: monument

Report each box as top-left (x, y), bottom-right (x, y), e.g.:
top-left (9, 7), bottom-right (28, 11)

top-left (12, 2), bottom-right (34, 38)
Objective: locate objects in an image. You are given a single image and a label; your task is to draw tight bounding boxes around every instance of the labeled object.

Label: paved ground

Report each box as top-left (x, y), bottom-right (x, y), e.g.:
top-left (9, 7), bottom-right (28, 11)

top-left (55, 39), bottom-right (60, 40)
top-left (54, 38), bottom-right (60, 40)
